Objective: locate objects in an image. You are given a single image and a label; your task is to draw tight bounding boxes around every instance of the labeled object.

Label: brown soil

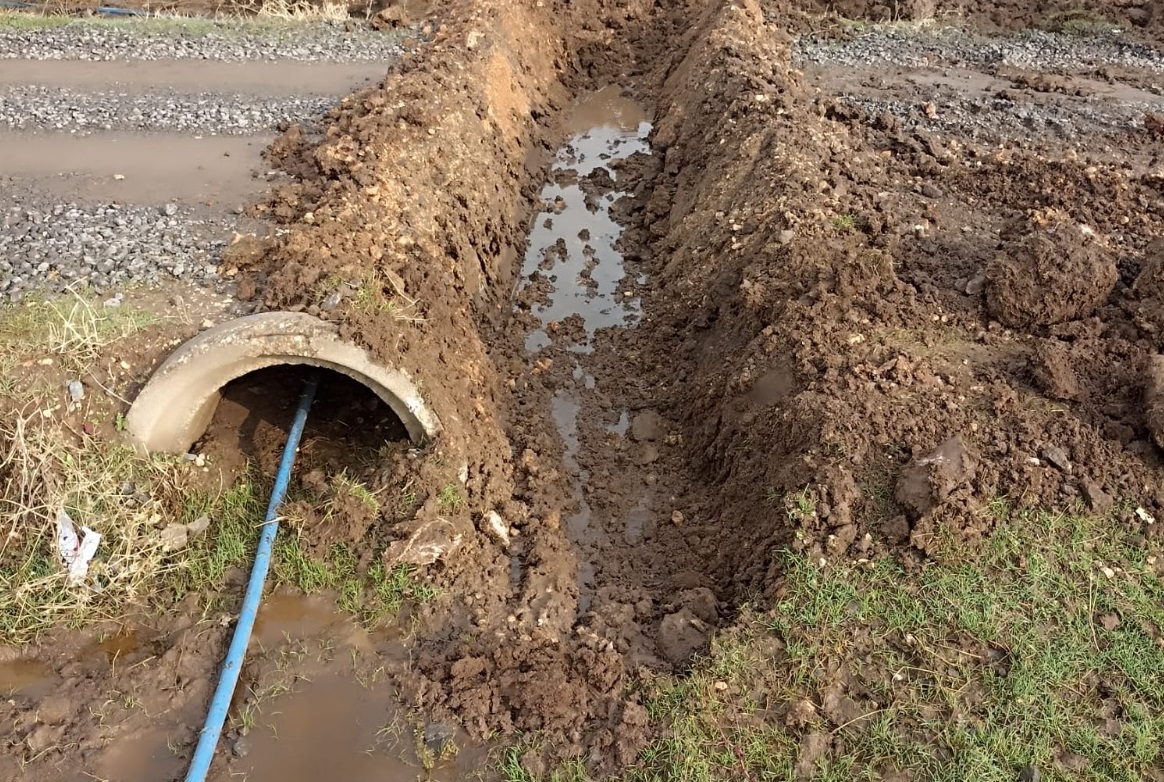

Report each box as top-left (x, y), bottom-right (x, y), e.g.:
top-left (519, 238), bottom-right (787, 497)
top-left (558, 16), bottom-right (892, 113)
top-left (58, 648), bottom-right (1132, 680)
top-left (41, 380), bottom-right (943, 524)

top-left (7, 0), bottom-right (1164, 778)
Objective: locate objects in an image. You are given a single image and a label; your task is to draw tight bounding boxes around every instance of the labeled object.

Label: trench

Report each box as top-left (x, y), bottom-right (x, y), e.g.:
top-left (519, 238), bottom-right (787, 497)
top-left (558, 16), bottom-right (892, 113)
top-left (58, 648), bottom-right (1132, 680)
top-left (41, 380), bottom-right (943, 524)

top-left (509, 83), bottom-right (721, 666)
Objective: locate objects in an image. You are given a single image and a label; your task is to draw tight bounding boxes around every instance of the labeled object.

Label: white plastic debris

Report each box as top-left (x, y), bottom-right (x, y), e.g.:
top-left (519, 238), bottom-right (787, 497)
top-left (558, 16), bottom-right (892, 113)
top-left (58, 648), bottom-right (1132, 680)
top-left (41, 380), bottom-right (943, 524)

top-left (56, 509), bottom-right (101, 586)
top-left (1136, 507), bottom-right (1156, 525)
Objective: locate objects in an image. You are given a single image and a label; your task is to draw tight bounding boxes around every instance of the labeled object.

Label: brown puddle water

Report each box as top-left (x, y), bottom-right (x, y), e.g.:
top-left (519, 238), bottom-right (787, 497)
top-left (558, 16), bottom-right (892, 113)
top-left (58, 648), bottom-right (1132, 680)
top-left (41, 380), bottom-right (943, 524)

top-left (516, 86), bottom-right (653, 614)
top-left (235, 672), bottom-right (489, 782)
top-left (0, 658), bottom-right (58, 696)
top-left (237, 593), bottom-right (491, 782)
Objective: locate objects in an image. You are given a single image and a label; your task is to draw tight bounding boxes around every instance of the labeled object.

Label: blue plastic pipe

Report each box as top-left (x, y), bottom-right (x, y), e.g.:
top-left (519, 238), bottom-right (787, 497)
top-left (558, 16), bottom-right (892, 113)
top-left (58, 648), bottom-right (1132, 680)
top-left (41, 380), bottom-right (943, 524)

top-left (184, 374), bottom-right (320, 782)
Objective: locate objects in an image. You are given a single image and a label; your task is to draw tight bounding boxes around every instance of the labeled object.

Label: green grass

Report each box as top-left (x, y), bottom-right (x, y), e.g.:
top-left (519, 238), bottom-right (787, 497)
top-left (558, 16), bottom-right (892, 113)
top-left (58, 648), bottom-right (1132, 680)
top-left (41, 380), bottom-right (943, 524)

top-left (832, 213), bottom-right (859, 232)
top-left (508, 506), bottom-right (1164, 782)
top-left (437, 483), bottom-right (466, 512)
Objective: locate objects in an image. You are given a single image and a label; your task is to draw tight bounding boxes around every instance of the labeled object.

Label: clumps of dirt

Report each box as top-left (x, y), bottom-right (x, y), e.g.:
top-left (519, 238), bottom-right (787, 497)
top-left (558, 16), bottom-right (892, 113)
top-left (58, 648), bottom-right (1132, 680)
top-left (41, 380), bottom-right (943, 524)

top-left (625, 0), bottom-right (1164, 592)
top-left (1132, 238), bottom-right (1164, 344)
top-left (1030, 338), bottom-right (1082, 400)
top-left (1144, 354), bottom-right (1164, 450)
top-left (985, 209), bottom-right (1118, 330)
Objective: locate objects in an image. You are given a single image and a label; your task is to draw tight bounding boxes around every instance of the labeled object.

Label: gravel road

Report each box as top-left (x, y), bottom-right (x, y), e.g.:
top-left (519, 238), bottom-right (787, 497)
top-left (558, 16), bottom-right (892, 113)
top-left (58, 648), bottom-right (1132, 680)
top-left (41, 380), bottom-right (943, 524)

top-left (793, 27), bottom-right (1164, 74)
top-left (1, 86), bottom-right (336, 134)
top-left (794, 27), bottom-right (1164, 146)
top-left (0, 15), bottom-right (405, 302)
top-left (0, 19), bottom-right (406, 61)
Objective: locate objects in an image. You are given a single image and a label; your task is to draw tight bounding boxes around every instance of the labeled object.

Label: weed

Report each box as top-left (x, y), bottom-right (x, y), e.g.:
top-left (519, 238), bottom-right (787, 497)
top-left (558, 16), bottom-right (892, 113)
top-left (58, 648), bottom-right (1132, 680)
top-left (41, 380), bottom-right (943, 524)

top-left (833, 213), bottom-right (859, 232)
top-left (0, 411), bottom-right (189, 642)
top-left (786, 488), bottom-right (816, 523)
top-left (437, 483), bottom-right (466, 512)
top-left (352, 271), bottom-right (425, 322)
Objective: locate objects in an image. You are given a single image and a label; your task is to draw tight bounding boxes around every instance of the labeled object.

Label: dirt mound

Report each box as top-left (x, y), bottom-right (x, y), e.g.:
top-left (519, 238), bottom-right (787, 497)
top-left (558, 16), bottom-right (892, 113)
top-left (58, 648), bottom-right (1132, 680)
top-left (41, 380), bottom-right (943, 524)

top-left (985, 209), bottom-right (1118, 329)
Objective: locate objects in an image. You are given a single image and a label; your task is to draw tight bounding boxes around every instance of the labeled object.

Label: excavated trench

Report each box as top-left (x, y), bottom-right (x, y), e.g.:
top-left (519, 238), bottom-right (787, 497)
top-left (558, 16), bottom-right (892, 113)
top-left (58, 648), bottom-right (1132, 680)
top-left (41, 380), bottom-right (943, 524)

top-left (5, 2), bottom-right (811, 779)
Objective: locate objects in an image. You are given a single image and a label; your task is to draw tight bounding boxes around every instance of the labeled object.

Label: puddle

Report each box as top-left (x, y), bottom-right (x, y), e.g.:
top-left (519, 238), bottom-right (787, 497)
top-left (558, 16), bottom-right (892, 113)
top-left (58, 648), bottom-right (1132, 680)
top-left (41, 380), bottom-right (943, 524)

top-left (83, 628), bottom-right (141, 666)
top-left (235, 672), bottom-right (490, 782)
top-left (253, 592), bottom-right (350, 648)
top-left (517, 86), bottom-right (653, 615)
top-left (96, 727), bottom-right (186, 782)
top-left (519, 86), bottom-right (651, 354)
top-left (0, 658), bottom-right (58, 696)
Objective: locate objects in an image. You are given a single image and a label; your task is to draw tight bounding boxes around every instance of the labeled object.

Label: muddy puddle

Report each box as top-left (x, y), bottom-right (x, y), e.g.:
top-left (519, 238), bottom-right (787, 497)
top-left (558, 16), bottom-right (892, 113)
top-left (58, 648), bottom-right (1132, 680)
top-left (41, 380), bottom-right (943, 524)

top-left (235, 672), bottom-right (489, 782)
top-left (237, 593), bottom-right (491, 782)
top-left (517, 86), bottom-right (654, 614)
top-left (0, 658), bottom-right (58, 696)
top-left (519, 85), bottom-right (650, 354)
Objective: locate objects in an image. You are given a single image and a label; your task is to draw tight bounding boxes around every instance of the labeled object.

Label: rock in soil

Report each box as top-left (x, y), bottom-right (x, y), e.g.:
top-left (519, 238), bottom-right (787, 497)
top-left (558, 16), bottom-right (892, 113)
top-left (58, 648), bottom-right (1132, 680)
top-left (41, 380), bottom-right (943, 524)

top-left (1079, 478), bottom-right (1114, 514)
top-left (986, 210), bottom-right (1117, 329)
top-left (1030, 340), bottom-right (1081, 401)
top-left (656, 608), bottom-right (709, 667)
top-left (896, 436), bottom-right (978, 518)
top-left (1144, 354), bottom-right (1164, 451)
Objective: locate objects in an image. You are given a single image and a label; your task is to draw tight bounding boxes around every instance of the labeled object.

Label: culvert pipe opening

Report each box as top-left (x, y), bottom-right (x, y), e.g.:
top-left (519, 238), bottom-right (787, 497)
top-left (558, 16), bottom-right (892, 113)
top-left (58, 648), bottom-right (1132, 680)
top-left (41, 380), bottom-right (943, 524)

top-left (195, 364), bottom-right (412, 480)
top-left (124, 312), bottom-right (441, 457)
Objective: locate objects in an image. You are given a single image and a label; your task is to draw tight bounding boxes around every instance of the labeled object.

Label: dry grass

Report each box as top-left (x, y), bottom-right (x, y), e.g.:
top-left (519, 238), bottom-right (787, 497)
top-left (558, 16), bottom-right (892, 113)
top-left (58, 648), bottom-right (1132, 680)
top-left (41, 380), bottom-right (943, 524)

top-left (0, 411), bottom-right (187, 642)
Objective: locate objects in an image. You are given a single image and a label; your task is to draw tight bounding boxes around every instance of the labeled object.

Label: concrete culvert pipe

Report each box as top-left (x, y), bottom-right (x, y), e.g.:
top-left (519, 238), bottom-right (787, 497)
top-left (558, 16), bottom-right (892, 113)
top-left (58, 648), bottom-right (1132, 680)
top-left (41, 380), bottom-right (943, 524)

top-left (125, 312), bottom-right (440, 454)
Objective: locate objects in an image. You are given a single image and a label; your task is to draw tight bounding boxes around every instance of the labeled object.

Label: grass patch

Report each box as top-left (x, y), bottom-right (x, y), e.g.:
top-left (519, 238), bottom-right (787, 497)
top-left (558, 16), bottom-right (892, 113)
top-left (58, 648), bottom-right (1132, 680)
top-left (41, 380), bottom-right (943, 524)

top-left (502, 507), bottom-right (1163, 782)
top-left (0, 293), bottom-right (159, 383)
top-left (0, 413), bottom-right (431, 641)
top-left (0, 10), bottom-right (72, 29)
top-left (437, 482), bottom-right (466, 512)
top-left (1043, 11), bottom-right (1122, 37)
top-left (832, 213), bottom-right (859, 232)
top-left (0, 412), bottom-right (189, 642)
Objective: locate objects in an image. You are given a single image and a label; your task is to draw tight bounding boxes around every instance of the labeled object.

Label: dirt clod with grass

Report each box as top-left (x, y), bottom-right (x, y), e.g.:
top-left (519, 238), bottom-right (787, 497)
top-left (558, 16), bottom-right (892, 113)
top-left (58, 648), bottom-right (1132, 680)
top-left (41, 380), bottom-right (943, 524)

top-left (4, 0), bottom-right (1164, 780)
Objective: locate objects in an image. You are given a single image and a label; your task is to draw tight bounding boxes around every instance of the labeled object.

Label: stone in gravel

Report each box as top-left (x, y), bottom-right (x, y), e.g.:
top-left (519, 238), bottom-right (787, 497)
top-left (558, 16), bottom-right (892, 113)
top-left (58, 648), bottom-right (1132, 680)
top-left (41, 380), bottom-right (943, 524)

top-left (630, 410), bottom-right (664, 441)
top-left (162, 203), bottom-right (178, 217)
top-left (1079, 478), bottom-right (1113, 514)
top-left (1040, 445), bottom-right (1072, 473)
top-left (896, 436), bottom-right (977, 517)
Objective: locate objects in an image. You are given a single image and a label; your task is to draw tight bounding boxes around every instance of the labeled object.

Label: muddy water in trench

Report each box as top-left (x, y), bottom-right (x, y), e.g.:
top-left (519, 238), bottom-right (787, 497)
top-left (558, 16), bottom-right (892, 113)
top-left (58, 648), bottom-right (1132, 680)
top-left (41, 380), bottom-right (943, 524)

top-left (231, 593), bottom-right (490, 782)
top-left (517, 87), bottom-right (662, 616)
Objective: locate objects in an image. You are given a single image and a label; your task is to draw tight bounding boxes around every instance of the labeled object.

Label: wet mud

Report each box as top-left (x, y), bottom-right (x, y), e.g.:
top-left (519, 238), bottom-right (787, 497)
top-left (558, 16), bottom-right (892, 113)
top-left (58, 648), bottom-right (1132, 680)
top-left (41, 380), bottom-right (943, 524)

top-left (8, 0), bottom-right (1164, 778)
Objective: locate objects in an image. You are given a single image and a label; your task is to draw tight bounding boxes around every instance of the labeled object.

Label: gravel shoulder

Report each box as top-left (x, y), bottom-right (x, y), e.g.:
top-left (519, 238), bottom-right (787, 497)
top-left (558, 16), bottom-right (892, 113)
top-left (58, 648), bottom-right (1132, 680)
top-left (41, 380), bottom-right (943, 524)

top-left (795, 26), bottom-right (1164, 146)
top-left (0, 14), bottom-right (407, 301)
